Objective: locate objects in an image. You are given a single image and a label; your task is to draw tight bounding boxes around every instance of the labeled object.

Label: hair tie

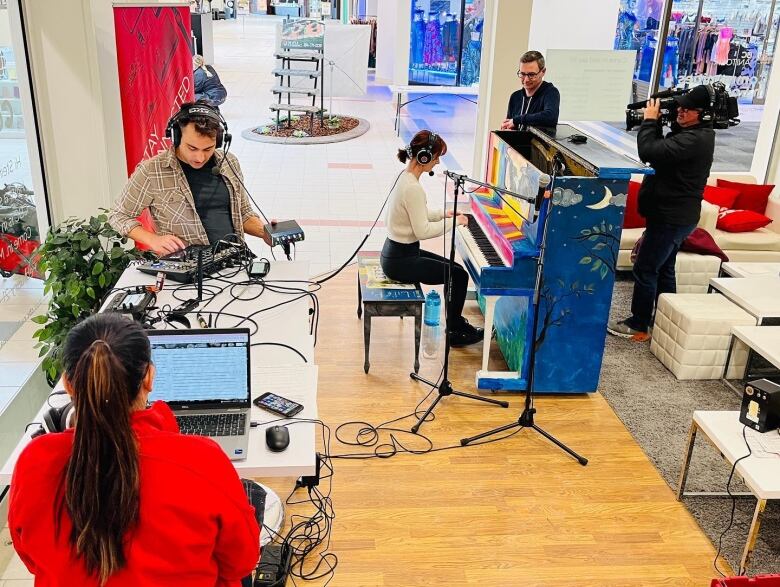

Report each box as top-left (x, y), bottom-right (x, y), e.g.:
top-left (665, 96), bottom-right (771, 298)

top-left (90, 339), bottom-right (111, 350)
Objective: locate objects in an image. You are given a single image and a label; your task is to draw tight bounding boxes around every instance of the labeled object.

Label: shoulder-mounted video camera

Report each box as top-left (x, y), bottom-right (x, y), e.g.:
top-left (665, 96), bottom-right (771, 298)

top-left (625, 82), bottom-right (740, 131)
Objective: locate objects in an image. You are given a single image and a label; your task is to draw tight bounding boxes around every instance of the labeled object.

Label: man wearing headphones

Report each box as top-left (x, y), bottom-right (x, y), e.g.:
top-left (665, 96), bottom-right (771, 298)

top-left (608, 84), bottom-right (715, 340)
top-left (109, 100), bottom-right (269, 256)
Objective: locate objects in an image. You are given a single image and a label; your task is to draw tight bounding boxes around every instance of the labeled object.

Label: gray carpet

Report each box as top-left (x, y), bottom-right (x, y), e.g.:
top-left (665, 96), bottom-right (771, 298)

top-left (602, 273), bottom-right (780, 576)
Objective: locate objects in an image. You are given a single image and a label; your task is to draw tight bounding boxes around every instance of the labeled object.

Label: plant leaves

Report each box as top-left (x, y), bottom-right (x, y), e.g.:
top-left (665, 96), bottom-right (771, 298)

top-left (591, 259), bottom-right (603, 271)
top-left (86, 287), bottom-right (96, 299)
top-left (32, 314), bottom-right (48, 324)
top-left (92, 261), bottom-right (104, 275)
top-left (579, 257), bottom-right (592, 265)
top-left (600, 265), bottom-right (609, 279)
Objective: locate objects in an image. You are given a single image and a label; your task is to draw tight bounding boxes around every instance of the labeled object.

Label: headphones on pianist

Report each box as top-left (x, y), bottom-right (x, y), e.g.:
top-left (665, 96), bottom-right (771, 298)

top-left (407, 131), bottom-right (439, 165)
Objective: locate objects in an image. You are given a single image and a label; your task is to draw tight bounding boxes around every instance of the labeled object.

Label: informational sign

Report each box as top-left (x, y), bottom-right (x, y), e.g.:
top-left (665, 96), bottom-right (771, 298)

top-left (113, 5), bottom-right (194, 234)
top-left (544, 50), bottom-right (636, 121)
top-left (281, 18), bottom-right (325, 51)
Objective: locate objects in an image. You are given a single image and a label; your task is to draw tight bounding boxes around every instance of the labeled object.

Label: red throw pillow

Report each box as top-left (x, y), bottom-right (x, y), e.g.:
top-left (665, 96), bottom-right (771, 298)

top-left (716, 179), bottom-right (775, 214)
top-left (623, 180), bottom-right (645, 229)
top-left (703, 185), bottom-right (740, 209)
top-left (716, 208), bottom-right (773, 233)
top-left (680, 227), bottom-right (728, 262)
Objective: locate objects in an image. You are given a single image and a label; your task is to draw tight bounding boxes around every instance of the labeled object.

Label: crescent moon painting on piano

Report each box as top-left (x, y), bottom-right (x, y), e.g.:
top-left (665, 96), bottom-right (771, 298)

top-left (586, 186), bottom-right (613, 210)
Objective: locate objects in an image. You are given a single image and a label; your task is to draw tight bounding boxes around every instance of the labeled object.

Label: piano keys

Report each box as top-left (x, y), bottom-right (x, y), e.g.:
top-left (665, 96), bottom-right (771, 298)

top-left (455, 125), bottom-right (651, 393)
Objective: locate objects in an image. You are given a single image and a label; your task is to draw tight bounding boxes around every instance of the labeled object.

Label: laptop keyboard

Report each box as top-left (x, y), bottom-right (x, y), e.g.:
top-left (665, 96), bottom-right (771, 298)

top-left (176, 413), bottom-right (247, 437)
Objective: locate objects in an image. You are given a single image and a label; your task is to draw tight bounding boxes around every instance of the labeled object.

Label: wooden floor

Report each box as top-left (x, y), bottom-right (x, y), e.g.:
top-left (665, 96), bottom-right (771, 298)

top-left (259, 265), bottom-right (730, 586)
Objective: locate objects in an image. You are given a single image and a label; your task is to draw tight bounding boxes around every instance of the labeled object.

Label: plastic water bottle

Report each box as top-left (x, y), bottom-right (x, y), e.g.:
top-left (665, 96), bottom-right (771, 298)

top-left (422, 290), bottom-right (441, 359)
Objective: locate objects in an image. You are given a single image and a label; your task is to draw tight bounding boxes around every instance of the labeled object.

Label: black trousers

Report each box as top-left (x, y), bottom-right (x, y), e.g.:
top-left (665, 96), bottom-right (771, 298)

top-left (627, 221), bottom-right (697, 332)
top-left (380, 238), bottom-right (468, 329)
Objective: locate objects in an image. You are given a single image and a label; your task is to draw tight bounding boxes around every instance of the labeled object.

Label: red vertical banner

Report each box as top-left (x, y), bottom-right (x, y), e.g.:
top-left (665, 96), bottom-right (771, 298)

top-left (113, 5), bottom-right (194, 233)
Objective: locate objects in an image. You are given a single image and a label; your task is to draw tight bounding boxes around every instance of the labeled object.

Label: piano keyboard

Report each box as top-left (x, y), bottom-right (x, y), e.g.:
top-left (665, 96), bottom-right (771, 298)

top-left (456, 215), bottom-right (506, 272)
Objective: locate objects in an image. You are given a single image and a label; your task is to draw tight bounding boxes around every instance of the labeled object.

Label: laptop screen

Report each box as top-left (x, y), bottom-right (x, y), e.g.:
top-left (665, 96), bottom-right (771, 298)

top-left (146, 328), bottom-right (251, 408)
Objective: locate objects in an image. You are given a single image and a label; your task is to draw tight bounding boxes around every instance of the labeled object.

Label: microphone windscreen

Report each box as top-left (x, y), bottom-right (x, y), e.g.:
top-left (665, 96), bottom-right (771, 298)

top-left (428, 170), bottom-right (435, 176)
top-left (211, 166), bottom-right (221, 176)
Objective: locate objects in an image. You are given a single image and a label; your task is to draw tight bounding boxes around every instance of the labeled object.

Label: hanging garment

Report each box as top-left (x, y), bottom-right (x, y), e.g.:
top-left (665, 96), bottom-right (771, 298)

top-left (713, 27), bottom-right (733, 65)
top-left (460, 18), bottom-right (482, 86)
top-left (423, 17), bottom-right (444, 65)
top-left (442, 19), bottom-right (459, 60)
top-left (615, 10), bottom-right (638, 50)
top-left (411, 16), bottom-right (426, 65)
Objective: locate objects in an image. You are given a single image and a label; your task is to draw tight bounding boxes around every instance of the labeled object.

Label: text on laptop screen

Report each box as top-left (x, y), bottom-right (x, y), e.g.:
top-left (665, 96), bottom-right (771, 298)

top-left (148, 332), bottom-right (249, 404)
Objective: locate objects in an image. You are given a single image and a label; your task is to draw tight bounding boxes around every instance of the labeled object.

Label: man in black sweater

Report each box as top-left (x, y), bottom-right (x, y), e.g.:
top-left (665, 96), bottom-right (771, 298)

top-left (608, 85), bottom-right (716, 340)
top-left (501, 51), bottom-right (560, 130)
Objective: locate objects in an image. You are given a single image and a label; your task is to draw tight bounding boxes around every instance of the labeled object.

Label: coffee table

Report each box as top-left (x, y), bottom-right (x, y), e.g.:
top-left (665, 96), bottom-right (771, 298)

top-left (721, 262), bottom-right (780, 278)
top-left (677, 410), bottom-right (780, 575)
top-left (709, 277), bottom-right (780, 325)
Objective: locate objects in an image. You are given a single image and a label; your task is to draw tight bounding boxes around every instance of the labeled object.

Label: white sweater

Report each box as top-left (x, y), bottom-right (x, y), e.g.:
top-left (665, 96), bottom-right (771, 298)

top-left (385, 171), bottom-right (453, 244)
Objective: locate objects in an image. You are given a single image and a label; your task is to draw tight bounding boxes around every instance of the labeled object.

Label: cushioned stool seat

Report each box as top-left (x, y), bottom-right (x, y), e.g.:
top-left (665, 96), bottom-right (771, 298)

top-left (651, 293), bottom-right (756, 380)
top-left (675, 252), bottom-right (721, 294)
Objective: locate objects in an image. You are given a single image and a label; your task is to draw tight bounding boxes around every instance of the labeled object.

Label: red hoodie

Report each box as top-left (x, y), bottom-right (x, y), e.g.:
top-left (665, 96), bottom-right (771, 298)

top-left (8, 401), bottom-right (260, 586)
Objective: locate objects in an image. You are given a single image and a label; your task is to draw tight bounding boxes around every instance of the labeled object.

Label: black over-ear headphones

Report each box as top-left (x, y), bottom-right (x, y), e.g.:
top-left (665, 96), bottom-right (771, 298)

top-left (406, 131), bottom-right (438, 165)
top-left (166, 103), bottom-right (231, 149)
top-left (43, 401), bottom-right (75, 433)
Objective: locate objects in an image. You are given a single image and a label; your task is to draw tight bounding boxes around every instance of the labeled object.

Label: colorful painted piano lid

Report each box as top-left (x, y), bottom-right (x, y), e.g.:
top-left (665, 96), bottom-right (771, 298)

top-left (530, 124), bottom-right (654, 180)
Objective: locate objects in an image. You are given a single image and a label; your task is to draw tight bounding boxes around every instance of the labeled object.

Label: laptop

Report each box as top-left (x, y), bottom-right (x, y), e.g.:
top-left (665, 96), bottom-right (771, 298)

top-left (146, 328), bottom-right (251, 461)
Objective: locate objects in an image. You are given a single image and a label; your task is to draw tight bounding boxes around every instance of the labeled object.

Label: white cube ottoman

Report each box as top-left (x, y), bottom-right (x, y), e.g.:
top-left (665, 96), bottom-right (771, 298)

top-left (651, 293), bottom-right (756, 380)
top-left (674, 252), bottom-right (722, 294)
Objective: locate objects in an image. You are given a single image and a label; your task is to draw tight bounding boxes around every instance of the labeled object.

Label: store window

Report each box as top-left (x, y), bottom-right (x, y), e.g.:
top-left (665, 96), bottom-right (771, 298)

top-left (408, 0), bottom-right (483, 86)
top-left (616, 0), bottom-right (778, 108)
top-left (0, 0), bottom-right (46, 340)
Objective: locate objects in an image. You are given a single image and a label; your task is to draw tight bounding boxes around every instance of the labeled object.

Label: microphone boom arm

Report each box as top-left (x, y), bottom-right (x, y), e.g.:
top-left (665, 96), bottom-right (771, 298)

top-left (444, 170), bottom-right (538, 203)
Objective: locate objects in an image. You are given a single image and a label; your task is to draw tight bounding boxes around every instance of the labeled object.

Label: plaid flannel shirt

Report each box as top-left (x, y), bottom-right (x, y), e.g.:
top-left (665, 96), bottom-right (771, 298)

top-left (109, 148), bottom-right (259, 246)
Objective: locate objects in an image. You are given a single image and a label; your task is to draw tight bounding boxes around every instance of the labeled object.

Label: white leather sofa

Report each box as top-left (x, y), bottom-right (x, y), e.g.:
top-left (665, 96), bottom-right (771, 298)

top-left (618, 173), bottom-right (780, 270)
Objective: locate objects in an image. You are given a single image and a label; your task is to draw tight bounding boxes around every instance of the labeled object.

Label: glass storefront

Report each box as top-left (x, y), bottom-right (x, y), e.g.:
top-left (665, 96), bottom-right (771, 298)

top-left (0, 0), bottom-right (45, 281)
top-left (0, 0), bottom-right (48, 360)
top-left (408, 0), bottom-right (483, 86)
top-left (616, 0), bottom-right (779, 105)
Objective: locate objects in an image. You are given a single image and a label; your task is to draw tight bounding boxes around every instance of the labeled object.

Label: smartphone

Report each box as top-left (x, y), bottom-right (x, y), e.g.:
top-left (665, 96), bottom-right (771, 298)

top-left (253, 392), bottom-right (304, 417)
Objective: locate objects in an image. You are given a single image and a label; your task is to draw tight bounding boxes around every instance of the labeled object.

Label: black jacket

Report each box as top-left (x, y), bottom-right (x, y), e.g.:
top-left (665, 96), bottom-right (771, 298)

top-left (637, 119), bottom-right (715, 226)
top-left (506, 81), bottom-right (560, 129)
top-left (194, 65), bottom-right (227, 107)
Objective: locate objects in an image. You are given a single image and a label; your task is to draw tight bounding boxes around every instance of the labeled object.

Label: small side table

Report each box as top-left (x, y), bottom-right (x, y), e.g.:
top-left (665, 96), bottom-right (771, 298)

top-left (357, 252), bottom-right (424, 374)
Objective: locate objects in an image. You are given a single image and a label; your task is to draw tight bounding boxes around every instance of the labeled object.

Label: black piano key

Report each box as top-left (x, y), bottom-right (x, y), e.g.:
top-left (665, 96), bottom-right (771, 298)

top-left (463, 215), bottom-right (504, 267)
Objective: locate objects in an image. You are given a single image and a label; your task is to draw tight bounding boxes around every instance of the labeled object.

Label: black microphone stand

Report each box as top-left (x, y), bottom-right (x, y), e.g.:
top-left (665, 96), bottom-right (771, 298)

top-left (410, 172), bottom-right (509, 434)
top-left (459, 164), bottom-right (588, 466)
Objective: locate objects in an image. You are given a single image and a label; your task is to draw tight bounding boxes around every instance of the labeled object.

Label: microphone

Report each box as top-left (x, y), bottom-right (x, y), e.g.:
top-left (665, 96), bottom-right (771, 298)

top-left (428, 170), bottom-right (435, 176)
top-left (211, 164), bottom-right (221, 176)
top-left (538, 173), bottom-right (552, 188)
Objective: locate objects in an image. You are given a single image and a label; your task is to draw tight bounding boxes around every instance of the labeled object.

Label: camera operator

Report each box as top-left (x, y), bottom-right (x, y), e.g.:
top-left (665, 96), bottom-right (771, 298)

top-left (608, 84), bottom-right (715, 341)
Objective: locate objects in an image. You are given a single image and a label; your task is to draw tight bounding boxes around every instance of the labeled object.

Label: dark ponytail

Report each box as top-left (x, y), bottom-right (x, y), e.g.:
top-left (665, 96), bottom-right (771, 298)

top-left (60, 313), bottom-right (151, 584)
top-left (397, 129), bottom-right (448, 164)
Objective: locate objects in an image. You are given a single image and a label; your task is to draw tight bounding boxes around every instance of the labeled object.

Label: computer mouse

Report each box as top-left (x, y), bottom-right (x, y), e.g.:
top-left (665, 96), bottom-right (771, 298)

top-left (265, 425), bottom-right (290, 452)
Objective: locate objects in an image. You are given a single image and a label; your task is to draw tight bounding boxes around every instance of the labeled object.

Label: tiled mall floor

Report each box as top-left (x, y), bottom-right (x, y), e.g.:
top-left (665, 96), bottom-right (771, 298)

top-left (0, 14), bottom-right (478, 583)
top-left (214, 15), bottom-right (477, 278)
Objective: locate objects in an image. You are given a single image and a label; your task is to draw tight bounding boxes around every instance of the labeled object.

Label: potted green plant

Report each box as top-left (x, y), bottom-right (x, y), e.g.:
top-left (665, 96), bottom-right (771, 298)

top-left (32, 210), bottom-right (151, 383)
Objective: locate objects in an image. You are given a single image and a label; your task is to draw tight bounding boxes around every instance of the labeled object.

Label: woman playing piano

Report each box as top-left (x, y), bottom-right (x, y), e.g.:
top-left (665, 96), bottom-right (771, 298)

top-left (380, 130), bottom-right (484, 347)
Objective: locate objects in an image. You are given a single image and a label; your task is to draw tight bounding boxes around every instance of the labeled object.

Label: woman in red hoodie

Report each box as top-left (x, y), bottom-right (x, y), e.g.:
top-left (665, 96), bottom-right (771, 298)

top-left (9, 313), bottom-right (260, 586)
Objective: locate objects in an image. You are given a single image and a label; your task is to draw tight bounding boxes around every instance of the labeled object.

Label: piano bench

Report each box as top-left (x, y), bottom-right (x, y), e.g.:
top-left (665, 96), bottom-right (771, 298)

top-left (357, 252), bottom-right (425, 375)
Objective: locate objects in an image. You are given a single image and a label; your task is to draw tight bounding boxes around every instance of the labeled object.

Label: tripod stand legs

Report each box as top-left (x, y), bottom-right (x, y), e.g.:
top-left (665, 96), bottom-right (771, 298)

top-left (460, 407), bottom-right (588, 466)
top-left (409, 372), bottom-right (509, 434)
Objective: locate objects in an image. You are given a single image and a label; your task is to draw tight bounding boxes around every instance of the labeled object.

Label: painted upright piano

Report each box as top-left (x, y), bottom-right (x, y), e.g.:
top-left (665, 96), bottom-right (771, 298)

top-left (455, 125), bottom-right (651, 393)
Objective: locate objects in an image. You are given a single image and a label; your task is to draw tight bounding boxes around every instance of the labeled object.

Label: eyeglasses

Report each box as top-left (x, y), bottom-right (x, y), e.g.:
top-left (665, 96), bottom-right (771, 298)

top-left (517, 70), bottom-right (542, 79)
